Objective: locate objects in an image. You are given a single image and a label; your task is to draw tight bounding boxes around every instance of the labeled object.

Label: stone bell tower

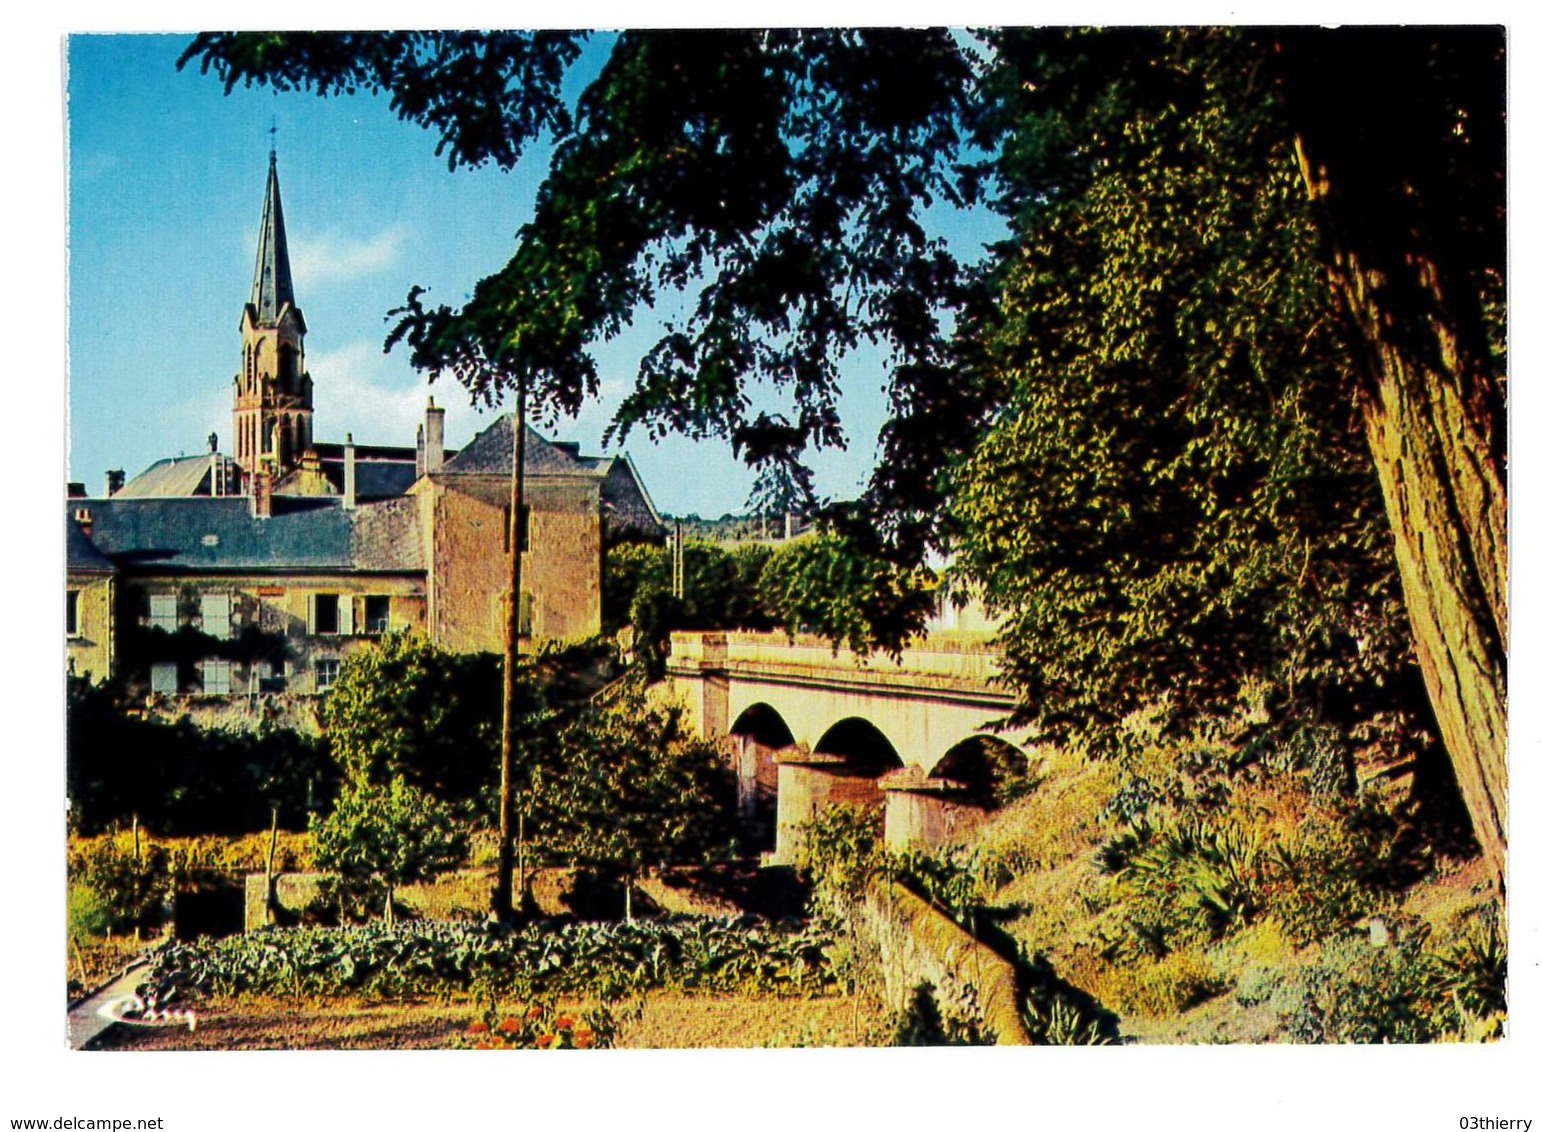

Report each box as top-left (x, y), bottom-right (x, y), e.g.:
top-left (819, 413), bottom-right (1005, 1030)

top-left (233, 149), bottom-right (312, 480)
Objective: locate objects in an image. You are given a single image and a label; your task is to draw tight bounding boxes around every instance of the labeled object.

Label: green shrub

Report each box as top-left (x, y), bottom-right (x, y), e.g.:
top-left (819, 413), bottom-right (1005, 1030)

top-left (892, 846), bottom-right (1002, 929)
top-left (797, 805), bottom-right (887, 920)
top-left (1426, 908), bottom-right (1506, 1022)
top-left (1264, 798), bottom-right (1402, 945)
top-left (67, 883), bottom-right (111, 941)
top-left (1233, 965), bottom-right (1280, 1008)
top-left (891, 981), bottom-right (991, 1046)
top-left (311, 777), bottom-right (468, 928)
top-left (69, 838), bottom-right (171, 934)
top-left (1280, 933), bottom-right (1437, 1043)
top-left (1021, 995), bottom-right (1115, 1045)
top-left (1098, 817), bottom-right (1265, 951)
top-left (1276, 917), bottom-right (1505, 1044)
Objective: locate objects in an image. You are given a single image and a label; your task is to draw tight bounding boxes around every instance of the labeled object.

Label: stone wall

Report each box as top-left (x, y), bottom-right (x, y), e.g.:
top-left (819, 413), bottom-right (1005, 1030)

top-left (67, 573), bottom-right (115, 683)
top-left (424, 475), bottom-right (603, 653)
top-left (244, 871), bottom-right (328, 931)
top-left (854, 881), bottom-right (1031, 1045)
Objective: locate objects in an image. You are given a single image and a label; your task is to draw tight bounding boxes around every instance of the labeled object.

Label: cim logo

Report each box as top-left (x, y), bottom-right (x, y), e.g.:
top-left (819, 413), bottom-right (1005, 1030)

top-left (96, 995), bottom-right (196, 1032)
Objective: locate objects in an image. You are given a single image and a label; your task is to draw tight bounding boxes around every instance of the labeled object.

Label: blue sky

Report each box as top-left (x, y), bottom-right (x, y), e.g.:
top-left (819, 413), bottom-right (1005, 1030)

top-left (66, 33), bottom-right (1006, 518)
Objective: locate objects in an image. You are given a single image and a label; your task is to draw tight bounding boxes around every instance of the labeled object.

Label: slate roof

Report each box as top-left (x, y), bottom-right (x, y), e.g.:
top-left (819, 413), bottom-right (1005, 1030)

top-left (319, 457), bottom-right (421, 501)
top-left (439, 416), bottom-right (663, 536)
top-left (441, 416), bottom-right (590, 476)
top-left (66, 516), bottom-right (117, 574)
top-left (66, 496), bottom-right (424, 574)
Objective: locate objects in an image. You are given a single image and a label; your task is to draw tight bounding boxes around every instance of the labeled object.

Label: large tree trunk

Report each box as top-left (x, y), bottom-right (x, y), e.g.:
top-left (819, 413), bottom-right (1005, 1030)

top-left (1279, 27), bottom-right (1508, 892)
top-left (1295, 138), bottom-right (1508, 890)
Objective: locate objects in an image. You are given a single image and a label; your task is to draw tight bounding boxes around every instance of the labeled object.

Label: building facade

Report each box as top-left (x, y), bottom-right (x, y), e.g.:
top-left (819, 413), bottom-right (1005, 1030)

top-left (67, 150), bottom-right (662, 703)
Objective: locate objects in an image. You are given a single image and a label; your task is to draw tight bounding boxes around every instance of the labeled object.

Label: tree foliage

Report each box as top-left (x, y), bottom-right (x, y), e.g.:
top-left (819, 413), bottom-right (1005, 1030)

top-left (603, 539), bottom-right (774, 674)
top-left (185, 30), bottom-right (983, 467)
top-left (67, 675), bottom-right (333, 835)
top-left (948, 29), bottom-right (1422, 760)
top-left (745, 456), bottom-right (817, 522)
top-left (525, 681), bottom-right (736, 912)
top-left (319, 630), bottom-right (501, 802)
top-left (758, 532), bottom-right (935, 657)
top-left (181, 27), bottom-right (1506, 871)
top-left (312, 777), bottom-right (468, 927)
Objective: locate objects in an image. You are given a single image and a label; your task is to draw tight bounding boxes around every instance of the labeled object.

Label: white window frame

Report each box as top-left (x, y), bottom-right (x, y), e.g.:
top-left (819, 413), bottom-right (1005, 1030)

top-left (201, 593), bottom-right (232, 639)
top-left (315, 657), bottom-right (340, 691)
top-left (201, 659), bottom-right (232, 695)
top-left (149, 593), bottom-right (178, 633)
top-left (150, 661), bottom-right (178, 695)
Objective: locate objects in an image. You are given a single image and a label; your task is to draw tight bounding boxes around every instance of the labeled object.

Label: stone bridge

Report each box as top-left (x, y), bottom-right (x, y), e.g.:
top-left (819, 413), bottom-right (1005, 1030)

top-left (665, 630), bottom-right (1033, 863)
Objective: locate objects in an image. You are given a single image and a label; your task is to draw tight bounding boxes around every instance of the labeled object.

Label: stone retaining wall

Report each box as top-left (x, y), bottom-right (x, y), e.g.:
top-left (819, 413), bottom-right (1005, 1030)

top-left (854, 881), bottom-right (1031, 1045)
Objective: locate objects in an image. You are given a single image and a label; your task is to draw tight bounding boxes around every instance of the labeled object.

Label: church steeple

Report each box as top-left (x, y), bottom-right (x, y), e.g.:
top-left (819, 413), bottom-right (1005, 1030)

top-left (233, 149), bottom-right (312, 479)
top-left (249, 148), bottom-right (296, 325)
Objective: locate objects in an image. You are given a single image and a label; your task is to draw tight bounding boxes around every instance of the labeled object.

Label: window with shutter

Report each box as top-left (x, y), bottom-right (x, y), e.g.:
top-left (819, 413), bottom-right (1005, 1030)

top-left (201, 594), bottom-right (231, 638)
top-left (201, 659), bottom-right (232, 695)
top-left (150, 661), bottom-right (177, 695)
top-left (149, 594), bottom-right (177, 632)
top-left (312, 594), bottom-right (340, 635)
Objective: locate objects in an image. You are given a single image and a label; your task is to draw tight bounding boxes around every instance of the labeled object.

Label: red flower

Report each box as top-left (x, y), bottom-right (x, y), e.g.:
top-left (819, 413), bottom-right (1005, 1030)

top-left (525, 1005), bottom-right (544, 1022)
top-left (467, 1021), bottom-right (490, 1035)
top-left (499, 1017), bottom-right (523, 1034)
top-left (555, 1014), bottom-right (577, 1030)
top-left (536, 1033), bottom-right (555, 1049)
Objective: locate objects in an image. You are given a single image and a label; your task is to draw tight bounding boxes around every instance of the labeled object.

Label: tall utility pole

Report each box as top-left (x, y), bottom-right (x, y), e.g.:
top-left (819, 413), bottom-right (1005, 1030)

top-left (671, 519), bottom-right (684, 599)
top-left (492, 379), bottom-right (528, 924)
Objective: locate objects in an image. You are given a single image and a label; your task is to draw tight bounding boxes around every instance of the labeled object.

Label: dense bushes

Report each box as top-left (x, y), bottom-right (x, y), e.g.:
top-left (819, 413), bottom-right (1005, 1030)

top-left (1271, 913), bottom-right (1507, 1043)
top-left (604, 531), bottom-right (937, 674)
top-left (67, 676), bottom-right (333, 835)
top-left (67, 837), bottom-right (172, 936)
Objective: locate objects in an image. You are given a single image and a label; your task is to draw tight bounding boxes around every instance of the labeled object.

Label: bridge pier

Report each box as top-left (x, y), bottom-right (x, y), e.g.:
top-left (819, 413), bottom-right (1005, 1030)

top-left (878, 767), bottom-right (988, 851)
top-left (770, 749), bottom-right (886, 866)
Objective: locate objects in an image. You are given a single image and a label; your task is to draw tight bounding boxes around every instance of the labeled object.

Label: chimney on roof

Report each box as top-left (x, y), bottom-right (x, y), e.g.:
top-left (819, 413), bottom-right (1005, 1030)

top-left (73, 507), bottom-right (92, 538)
top-left (67, 482), bottom-right (86, 499)
top-left (415, 424), bottom-right (425, 479)
top-left (343, 433), bottom-right (357, 511)
top-left (424, 396), bottom-right (445, 475)
top-left (105, 469), bottom-right (125, 497)
top-left (251, 467), bottom-right (273, 519)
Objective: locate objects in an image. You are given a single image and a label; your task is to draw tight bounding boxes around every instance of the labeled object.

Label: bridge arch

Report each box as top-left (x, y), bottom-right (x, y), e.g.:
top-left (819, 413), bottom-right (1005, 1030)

top-left (728, 703), bottom-right (797, 852)
top-left (877, 734), bottom-right (1039, 851)
top-left (812, 716), bottom-right (905, 777)
top-left (930, 734), bottom-right (1038, 810)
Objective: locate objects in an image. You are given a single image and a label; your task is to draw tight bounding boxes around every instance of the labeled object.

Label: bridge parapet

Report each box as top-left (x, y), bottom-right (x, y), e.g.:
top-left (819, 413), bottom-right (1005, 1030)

top-left (667, 629), bottom-right (1005, 699)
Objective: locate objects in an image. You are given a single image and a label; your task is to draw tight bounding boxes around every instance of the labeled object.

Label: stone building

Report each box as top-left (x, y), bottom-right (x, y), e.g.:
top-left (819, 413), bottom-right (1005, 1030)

top-left (67, 149), bottom-right (662, 701)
